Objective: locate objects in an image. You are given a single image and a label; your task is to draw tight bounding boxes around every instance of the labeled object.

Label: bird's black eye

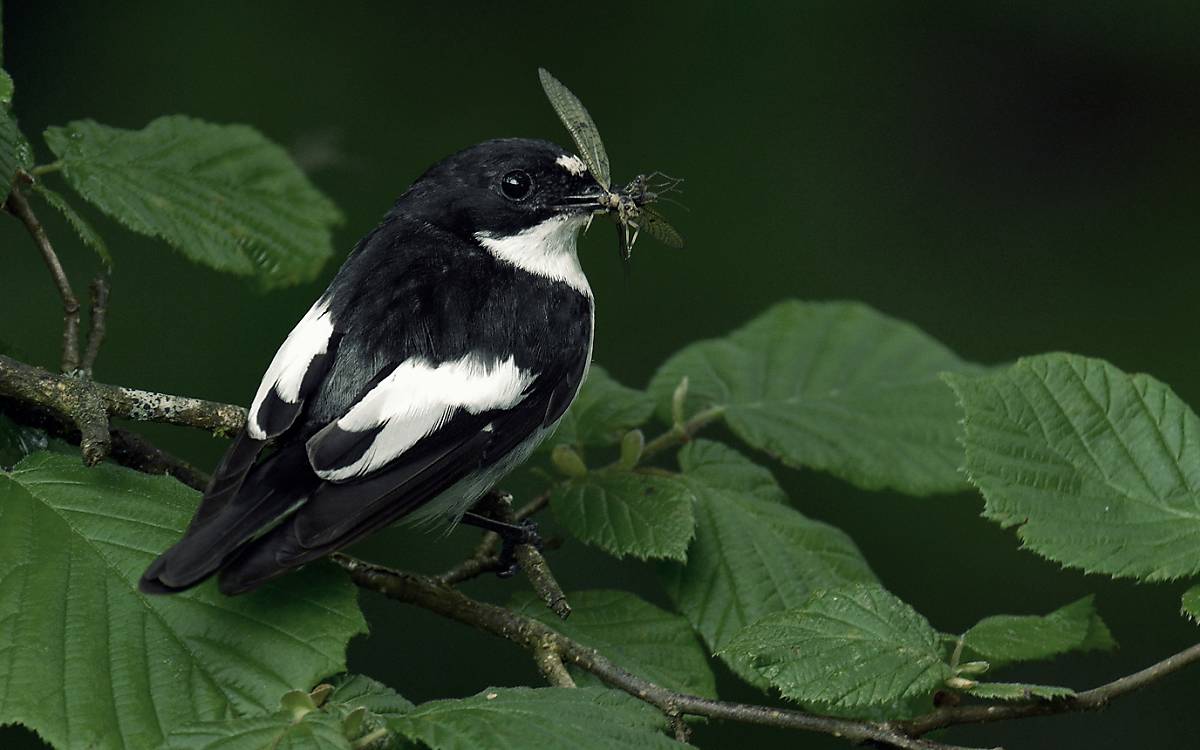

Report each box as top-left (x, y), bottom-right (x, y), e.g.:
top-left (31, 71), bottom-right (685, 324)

top-left (500, 170), bottom-right (534, 201)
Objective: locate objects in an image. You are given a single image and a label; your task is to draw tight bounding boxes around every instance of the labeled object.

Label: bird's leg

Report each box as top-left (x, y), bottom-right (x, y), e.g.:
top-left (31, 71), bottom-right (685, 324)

top-left (459, 511), bottom-right (543, 578)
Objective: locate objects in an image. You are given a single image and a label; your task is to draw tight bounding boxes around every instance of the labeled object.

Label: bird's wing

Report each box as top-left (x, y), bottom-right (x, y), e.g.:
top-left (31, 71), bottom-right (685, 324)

top-left (306, 353), bottom-right (534, 482)
top-left (139, 299), bottom-right (345, 594)
top-left (214, 347), bottom-right (587, 594)
top-left (159, 295), bottom-right (343, 546)
top-left (247, 296), bottom-right (342, 440)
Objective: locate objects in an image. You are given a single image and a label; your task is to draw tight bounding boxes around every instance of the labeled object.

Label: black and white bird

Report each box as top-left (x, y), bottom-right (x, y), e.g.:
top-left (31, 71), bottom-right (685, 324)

top-left (140, 138), bottom-right (607, 596)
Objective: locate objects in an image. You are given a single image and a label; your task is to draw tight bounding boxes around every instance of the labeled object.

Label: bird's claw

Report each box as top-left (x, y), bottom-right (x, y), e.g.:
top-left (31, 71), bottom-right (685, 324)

top-left (495, 519), bottom-right (542, 578)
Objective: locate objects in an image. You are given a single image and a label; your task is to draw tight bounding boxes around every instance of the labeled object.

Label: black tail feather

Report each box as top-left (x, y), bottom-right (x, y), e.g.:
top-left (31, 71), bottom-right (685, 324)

top-left (188, 430), bottom-right (264, 530)
top-left (138, 436), bottom-right (316, 594)
top-left (215, 428), bottom-right (493, 595)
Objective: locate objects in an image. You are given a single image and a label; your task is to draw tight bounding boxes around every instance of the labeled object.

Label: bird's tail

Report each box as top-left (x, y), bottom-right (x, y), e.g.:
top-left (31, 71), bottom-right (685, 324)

top-left (139, 434), bottom-right (318, 594)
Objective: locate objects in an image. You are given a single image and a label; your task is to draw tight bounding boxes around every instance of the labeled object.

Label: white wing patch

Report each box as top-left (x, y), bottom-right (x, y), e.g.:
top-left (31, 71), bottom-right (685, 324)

top-left (476, 215), bottom-right (591, 295)
top-left (310, 354), bottom-right (536, 481)
top-left (555, 154), bottom-right (588, 176)
top-left (247, 298), bottom-right (334, 439)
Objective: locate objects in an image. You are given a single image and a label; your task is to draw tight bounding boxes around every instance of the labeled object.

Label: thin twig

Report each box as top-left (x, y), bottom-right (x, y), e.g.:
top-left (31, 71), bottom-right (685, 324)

top-left (5, 186), bottom-right (81, 373)
top-left (438, 533), bottom-right (504, 584)
top-left (493, 493), bottom-right (570, 619)
top-left (641, 405), bottom-right (725, 460)
top-left (515, 491), bottom-right (551, 520)
top-left (515, 542), bottom-right (570, 619)
top-left (666, 707), bottom-right (690, 744)
top-left (29, 161), bottom-right (63, 177)
top-left (437, 490), bottom-right (554, 586)
top-left (901, 642), bottom-right (1200, 736)
top-left (81, 273), bottom-right (111, 375)
top-left (437, 547), bottom-right (502, 584)
top-left (109, 429), bottom-right (209, 491)
top-left (332, 555), bottom-right (985, 750)
top-left (532, 639), bottom-right (577, 688)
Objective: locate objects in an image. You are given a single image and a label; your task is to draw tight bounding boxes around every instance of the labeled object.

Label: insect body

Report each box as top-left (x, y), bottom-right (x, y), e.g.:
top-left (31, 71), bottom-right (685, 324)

top-left (538, 69), bottom-right (684, 261)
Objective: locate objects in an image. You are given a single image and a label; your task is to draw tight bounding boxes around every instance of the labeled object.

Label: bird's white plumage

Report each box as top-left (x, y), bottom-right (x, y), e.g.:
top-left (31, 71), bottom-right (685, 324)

top-left (310, 353), bottom-right (536, 481)
top-left (555, 154), bottom-right (588, 176)
top-left (247, 298), bottom-right (334, 439)
top-left (476, 215), bottom-right (591, 296)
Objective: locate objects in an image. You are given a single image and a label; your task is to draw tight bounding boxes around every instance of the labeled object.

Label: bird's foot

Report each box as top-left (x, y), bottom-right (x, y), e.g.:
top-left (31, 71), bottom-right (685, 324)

top-left (459, 511), bottom-right (543, 578)
top-left (495, 519), bottom-right (542, 578)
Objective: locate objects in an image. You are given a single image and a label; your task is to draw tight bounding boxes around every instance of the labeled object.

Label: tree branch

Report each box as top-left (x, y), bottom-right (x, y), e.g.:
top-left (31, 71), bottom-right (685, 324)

top-left (438, 529), bottom-right (506, 584)
top-left (5, 186), bottom-right (82, 373)
top-left (492, 492), bottom-right (570, 619)
top-left (0, 392), bottom-right (211, 490)
top-left (901, 642), bottom-right (1200, 736)
top-left (0, 353), bottom-right (245, 464)
top-left (532, 638), bottom-right (577, 688)
top-left (108, 428), bottom-right (209, 491)
top-left (437, 490), bottom-right (553, 585)
top-left (641, 405), bottom-right (724, 460)
top-left (332, 554), bottom-right (984, 750)
top-left (453, 491), bottom-right (571, 619)
top-left (81, 273), bottom-right (111, 376)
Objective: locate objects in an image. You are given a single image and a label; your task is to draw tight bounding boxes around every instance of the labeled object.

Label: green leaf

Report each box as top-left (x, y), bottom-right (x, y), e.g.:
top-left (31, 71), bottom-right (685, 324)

top-left (946, 353), bottom-right (1200, 581)
top-left (721, 584), bottom-right (952, 708)
top-left (510, 589), bottom-right (717, 697)
top-left (660, 441), bottom-right (876, 685)
top-left (0, 452), bottom-right (367, 750)
top-left (32, 182), bottom-right (113, 266)
top-left (159, 709), bottom-right (352, 750)
top-left (1183, 586), bottom-right (1200, 624)
top-left (964, 682), bottom-right (1075, 701)
top-left (549, 365), bottom-right (656, 450)
top-left (0, 97), bottom-right (32, 191)
top-left (961, 596), bottom-right (1115, 668)
top-left (390, 687), bottom-right (687, 750)
top-left (550, 444), bottom-right (588, 478)
top-left (552, 470), bottom-right (695, 560)
top-left (648, 301), bottom-right (978, 495)
top-left (44, 116), bottom-right (342, 288)
top-left (328, 674), bottom-right (415, 720)
top-left (0, 68), bottom-right (13, 107)
top-left (320, 675), bottom-right (412, 748)
top-left (281, 689), bottom-right (322, 720)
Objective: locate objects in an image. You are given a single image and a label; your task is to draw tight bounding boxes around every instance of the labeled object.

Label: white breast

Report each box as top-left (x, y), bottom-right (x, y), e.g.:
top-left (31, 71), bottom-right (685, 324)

top-left (475, 215), bottom-right (592, 296)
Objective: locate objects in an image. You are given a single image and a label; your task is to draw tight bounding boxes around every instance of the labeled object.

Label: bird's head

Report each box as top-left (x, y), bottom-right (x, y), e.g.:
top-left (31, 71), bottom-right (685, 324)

top-left (397, 138), bottom-right (607, 244)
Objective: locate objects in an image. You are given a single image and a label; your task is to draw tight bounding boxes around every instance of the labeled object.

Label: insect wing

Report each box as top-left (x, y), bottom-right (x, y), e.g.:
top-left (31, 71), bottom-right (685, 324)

top-left (538, 68), bottom-right (612, 189)
top-left (642, 205), bottom-right (685, 248)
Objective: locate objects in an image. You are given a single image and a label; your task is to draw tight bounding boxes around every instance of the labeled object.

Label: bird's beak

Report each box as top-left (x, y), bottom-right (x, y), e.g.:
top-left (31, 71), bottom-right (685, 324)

top-left (553, 192), bottom-right (610, 215)
top-left (554, 170), bottom-right (615, 216)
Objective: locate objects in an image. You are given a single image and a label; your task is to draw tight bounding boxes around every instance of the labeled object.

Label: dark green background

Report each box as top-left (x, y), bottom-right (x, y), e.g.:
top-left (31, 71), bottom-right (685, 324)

top-left (3, 2), bottom-right (1198, 748)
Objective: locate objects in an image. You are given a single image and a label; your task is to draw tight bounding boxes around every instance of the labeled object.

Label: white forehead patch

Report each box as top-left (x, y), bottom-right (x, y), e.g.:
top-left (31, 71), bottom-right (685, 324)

top-left (556, 154), bottom-right (588, 176)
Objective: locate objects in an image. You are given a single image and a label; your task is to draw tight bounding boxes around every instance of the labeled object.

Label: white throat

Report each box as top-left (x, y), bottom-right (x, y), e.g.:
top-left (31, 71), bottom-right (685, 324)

top-left (475, 215), bottom-right (592, 296)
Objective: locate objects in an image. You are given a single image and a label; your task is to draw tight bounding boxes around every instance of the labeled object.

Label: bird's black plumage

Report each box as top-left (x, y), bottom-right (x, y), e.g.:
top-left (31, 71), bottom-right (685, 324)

top-left (141, 138), bottom-right (604, 595)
